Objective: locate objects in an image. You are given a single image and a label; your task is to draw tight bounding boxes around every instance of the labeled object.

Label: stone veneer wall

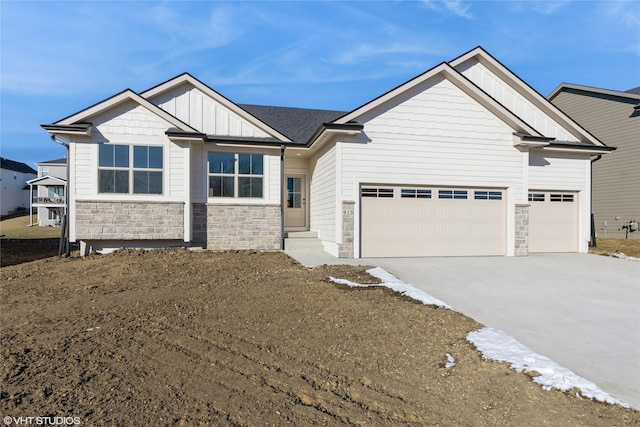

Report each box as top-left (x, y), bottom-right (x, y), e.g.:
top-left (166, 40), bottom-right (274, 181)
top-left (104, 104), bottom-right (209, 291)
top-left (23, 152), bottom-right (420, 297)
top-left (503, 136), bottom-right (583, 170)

top-left (75, 201), bottom-right (184, 240)
top-left (193, 203), bottom-right (281, 251)
top-left (338, 200), bottom-right (355, 258)
top-left (514, 203), bottom-right (530, 257)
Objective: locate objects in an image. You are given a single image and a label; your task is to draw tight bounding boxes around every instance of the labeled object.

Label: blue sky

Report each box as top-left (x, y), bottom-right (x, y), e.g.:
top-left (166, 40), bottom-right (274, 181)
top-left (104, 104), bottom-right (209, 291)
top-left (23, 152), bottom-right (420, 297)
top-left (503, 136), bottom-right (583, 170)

top-left (1, 0), bottom-right (638, 168)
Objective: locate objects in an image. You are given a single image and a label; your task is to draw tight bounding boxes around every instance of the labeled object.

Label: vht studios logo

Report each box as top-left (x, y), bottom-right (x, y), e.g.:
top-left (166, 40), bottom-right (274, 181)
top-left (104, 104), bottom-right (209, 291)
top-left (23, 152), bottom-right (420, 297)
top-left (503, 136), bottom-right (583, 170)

top-left (3, 416), bottom-right (81, 425)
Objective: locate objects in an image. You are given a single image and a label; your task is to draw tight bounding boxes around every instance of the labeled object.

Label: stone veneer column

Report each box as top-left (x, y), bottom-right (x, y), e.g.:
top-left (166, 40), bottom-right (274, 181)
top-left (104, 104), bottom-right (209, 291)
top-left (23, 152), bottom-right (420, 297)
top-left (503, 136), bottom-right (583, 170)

top-left (514, 204), bottom-right (530, 257)
top-left (339, 200), bottom-right (355, 258)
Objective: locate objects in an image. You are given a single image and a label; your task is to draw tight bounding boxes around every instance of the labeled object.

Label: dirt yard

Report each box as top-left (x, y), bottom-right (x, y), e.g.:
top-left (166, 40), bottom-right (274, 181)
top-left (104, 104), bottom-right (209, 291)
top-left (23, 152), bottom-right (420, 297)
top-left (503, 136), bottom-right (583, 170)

top-left (1, 244), bottom-right (639, 426)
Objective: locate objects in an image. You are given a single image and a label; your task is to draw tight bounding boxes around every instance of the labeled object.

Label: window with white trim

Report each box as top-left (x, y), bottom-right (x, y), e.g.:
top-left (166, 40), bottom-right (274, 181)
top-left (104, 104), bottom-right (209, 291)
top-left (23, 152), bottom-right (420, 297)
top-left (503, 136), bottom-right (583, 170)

top-left (401, 188), bottom-right (431, 198)
top-left (361, 188), bottom-right (394, 198)
top-left (208, 152), bottom-right (263, 198)
top-left (439, 190), bottom-right (467, 199)
top-left (474, 191), bottom-right (502, 200)
top-left (98, 144), bottom-right (163, 194)
top-left (550, 193), bottom-right (574, 202)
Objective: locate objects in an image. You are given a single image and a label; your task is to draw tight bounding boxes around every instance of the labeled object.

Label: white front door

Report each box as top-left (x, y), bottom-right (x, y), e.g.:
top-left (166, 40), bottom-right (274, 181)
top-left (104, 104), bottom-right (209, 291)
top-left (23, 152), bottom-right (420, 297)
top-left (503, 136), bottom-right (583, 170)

top-left (285, 175), bottom-right (306, 229)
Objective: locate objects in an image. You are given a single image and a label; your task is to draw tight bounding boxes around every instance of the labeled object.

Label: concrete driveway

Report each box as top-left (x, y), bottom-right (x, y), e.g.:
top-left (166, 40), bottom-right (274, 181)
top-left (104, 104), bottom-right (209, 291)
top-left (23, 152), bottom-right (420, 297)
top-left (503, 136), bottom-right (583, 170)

top-left (362, 254), bottom-right (640, 409)
top-left (287, 246), bottom-right (640, 408)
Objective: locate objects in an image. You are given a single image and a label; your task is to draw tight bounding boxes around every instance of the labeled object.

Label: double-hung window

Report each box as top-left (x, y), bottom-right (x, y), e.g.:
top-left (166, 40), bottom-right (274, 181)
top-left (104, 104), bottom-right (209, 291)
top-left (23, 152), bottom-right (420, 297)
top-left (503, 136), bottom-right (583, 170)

top-left (208, 152), bottom-right (263, 198)
top-left (99, 144), bottom-right (163, 194)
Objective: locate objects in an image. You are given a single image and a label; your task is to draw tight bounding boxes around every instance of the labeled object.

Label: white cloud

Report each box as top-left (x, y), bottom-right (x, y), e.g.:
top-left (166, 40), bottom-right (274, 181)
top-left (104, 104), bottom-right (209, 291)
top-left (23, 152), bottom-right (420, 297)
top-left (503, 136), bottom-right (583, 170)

top-left (422, 0), bottom-right (474, 19)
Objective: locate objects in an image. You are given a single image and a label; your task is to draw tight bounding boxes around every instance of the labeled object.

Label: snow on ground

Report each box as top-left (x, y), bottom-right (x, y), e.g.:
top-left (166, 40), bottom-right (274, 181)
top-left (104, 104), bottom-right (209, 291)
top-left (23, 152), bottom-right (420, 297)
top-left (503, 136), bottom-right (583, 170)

top-left (612, 252), bottom-right (640, 261)
top-left (468, 327), bottom-right (629, 408)
top-left (330, 267), bottom-right (451, 309)
top-left (330, 267), bottom-right (629, 408)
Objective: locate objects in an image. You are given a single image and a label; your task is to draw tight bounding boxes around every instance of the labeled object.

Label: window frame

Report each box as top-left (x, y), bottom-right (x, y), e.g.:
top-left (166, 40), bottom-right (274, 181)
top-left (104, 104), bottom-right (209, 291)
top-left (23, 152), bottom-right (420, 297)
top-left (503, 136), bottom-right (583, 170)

top-left (98, 144), bottom-right (164, 195)
top-left (207, 152), bottom-right (265, 199)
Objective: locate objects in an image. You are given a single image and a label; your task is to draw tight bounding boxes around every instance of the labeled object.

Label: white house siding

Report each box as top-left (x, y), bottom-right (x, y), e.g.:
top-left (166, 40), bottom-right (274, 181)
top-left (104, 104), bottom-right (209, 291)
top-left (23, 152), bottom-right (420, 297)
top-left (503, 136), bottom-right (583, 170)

top-left (334, 77), bottom-right (525, 257)
top-left (455, 59), bottom-right (579, 142)
top-left (0, 168), bottom-right (35, 215)
top-left (149, 84), bottom-right (271, 138)
top-left (528, 151), bottom-right (591, 252)
top-left (69, 101), bottom-right (188, 244)
top-left (309, 143), bottom-right (338, 255)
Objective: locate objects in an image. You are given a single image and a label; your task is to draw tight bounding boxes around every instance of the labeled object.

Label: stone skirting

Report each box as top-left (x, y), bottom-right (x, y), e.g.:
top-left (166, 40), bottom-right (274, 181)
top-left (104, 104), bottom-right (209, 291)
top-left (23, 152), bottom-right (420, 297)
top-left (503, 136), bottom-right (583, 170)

top-left (338, 200), bottom-right (355, 258)
top-left (75, 200), bottom-right (184, 240)
top-left (514, 203), bottom-right (529, 257)
top-left (192, 203), bottom-right (281, 251)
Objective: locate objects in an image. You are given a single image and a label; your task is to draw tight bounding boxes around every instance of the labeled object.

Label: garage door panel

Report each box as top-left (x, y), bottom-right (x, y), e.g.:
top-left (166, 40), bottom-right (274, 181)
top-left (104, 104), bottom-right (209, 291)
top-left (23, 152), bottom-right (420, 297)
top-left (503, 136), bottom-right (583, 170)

top-left (361, 186), bottom-right (506, 257)
top-left (529, 191), bottom-right (578, 253)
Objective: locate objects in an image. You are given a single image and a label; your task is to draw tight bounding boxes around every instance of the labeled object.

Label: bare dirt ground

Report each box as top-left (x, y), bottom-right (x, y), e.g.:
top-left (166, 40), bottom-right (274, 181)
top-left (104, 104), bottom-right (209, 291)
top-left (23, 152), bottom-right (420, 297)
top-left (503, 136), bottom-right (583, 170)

top-left (1, 244), bottom-right (639, 426)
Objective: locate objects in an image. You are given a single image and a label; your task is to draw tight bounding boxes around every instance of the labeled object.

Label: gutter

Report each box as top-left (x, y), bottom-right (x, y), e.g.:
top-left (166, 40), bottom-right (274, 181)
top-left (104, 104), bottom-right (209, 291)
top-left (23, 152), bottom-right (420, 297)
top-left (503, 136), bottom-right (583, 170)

top-left (50, 135), bottom-right (71, 257)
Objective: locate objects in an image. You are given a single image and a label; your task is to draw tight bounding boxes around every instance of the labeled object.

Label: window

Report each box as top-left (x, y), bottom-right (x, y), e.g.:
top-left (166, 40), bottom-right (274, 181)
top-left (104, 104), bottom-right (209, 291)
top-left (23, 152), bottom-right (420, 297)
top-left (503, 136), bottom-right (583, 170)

top-left (99, 144), bottom-right (163, 194)
top-left (41, 166), bottom-right (49, 177)
top-left (401, 188), bottom-right (431, 198)
top-left (474, 191), bottom-right (502, 200)
top-left (133, 146), bottom-right (163, 194)
top-left (439, 190), bottom-right (467, 199)
top-left (208, 152), bottom-right (263, 198)
top-left (550, 193), bottom-right (574, 202)
top-left (361, 188), bottom-right (394, 198)
top-left (528, 193), bottom-right (545, 202)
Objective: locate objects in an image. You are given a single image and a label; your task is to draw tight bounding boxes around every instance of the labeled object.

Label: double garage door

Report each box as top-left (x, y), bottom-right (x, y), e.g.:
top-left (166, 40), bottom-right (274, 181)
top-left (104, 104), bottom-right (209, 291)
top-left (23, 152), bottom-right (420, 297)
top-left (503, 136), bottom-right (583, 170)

top-left (361, 186), bottom-right (506, 257)
top-left (360, 186), bottom-right (579, 257)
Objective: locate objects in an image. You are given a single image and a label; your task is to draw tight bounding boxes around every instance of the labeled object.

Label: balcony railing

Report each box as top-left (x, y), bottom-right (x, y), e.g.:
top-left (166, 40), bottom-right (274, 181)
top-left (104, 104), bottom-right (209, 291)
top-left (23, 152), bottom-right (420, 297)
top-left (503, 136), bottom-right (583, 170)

top-left (32, 196), bottom-right (66, 205)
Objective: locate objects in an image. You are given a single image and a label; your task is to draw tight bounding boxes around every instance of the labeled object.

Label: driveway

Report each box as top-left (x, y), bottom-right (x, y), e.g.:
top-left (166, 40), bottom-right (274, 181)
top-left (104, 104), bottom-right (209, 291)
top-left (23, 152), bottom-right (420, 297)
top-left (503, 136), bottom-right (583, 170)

top-left (360, 253), bottom-right (640, 409)
top-left (287, 246), bottom-right (640, 409)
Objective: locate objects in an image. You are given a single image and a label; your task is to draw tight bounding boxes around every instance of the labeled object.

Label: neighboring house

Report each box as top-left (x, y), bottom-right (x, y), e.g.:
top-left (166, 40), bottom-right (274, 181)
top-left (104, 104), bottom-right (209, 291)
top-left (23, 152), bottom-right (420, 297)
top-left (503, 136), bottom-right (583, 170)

top-left (27, 158), bottom-right (68, 226)
top-left (0, 157), bottom-right (36, 216)
top-left (548, 84), bottom-right (640, 239)
top-left (42, 47), bottom-right (613, 257)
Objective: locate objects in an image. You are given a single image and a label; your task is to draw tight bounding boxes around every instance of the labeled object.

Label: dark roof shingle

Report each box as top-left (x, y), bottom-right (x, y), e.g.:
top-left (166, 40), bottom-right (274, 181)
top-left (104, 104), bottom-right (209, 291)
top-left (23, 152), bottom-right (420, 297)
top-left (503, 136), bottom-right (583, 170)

top-left (239, 104), bottom-right (347, 144)
top-left (0, 157), bottom-right (37, 174)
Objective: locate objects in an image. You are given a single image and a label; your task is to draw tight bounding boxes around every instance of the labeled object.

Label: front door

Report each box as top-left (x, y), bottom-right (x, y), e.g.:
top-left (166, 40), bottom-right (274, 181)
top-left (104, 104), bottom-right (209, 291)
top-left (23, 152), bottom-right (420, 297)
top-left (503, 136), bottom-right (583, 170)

top-left (285, 175), bottom-right (306, 229)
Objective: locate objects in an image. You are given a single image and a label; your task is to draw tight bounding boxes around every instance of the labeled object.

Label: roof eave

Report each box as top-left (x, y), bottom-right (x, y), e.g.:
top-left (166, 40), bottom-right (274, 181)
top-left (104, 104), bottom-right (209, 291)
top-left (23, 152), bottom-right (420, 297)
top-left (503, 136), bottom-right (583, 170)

top-left (41, 123), bottom-right (92, 137)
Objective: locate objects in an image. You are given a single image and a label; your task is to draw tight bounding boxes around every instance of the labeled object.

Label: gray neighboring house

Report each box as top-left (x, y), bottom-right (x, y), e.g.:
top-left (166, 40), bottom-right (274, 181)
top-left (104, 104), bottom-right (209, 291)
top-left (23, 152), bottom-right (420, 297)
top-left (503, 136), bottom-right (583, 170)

top-left (0, 157), bottom-right (37, 216)
top-left (27, 158), bottom-right (68, 226)
top-left (549, 84), bottom-right (640, 239)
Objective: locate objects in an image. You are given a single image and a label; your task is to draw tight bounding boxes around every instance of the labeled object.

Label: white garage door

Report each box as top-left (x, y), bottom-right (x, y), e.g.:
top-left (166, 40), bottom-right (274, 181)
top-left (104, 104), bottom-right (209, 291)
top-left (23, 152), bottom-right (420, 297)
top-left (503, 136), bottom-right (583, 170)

top-left (528, 191), bottom-right (578, 253)
top-left (361, 186), bottom-right (506, 257)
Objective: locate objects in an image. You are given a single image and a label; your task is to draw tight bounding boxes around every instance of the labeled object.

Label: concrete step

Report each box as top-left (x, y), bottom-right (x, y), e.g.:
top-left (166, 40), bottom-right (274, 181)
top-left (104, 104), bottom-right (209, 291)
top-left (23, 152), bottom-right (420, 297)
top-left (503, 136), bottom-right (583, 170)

top-left (285, 231), bottom-right (318, 239)
top-left (284, 237), bottom-right (324, 249)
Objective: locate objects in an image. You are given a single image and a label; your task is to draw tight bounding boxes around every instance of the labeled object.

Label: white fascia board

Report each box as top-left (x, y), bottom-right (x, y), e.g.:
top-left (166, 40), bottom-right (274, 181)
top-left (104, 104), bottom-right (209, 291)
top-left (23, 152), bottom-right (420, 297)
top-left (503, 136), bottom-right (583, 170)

top-left (56, 90), bottom-right (200, 134)
top-left (450, 48), bottom-right (606, 147)
top-left (141, 73), bottom-right (292, 142)
top-left (27, 175), bottom-right (67, 185)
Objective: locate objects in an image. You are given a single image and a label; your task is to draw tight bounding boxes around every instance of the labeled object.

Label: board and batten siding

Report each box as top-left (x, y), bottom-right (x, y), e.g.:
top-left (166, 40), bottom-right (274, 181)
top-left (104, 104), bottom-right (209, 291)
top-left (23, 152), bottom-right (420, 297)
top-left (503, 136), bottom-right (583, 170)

top-left (551, 89), bottom-right (640, 239)
top-left (455, 59), bottom-right (579, 142)
top-left (149, 84), bottom-right (271, 138)
top-left (309, 143), bottom-right (338, 254)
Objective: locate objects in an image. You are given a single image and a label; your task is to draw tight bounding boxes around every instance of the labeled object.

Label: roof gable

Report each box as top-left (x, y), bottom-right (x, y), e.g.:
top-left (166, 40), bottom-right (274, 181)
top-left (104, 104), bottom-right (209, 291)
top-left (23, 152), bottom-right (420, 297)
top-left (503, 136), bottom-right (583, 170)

top-left (450, 47), bottom-right (605, 146)
top-left (141, 73), bottom-right (292, 142)
top-left (52, 89), bottom-right (199, 134)
top-left (333, 61), bottom-right (541, 137)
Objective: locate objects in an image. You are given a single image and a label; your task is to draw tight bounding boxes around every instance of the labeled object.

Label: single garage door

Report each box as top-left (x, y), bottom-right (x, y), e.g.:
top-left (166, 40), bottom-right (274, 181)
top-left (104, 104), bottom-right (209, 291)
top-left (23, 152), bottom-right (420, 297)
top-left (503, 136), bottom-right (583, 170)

top-left (361, 186), bottom-right (506, 257)
top-left (528, 191), bottom-right (578, 253)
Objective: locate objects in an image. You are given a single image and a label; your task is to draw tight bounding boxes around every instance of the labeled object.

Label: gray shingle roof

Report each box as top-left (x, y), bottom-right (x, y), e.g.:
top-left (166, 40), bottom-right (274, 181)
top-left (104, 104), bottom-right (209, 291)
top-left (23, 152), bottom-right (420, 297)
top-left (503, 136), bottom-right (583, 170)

top-left (239, 104), bottom-right (347, 144)
top-left (36, 157), bottom-right (67, 165)
top-left (0, 157), bottom-right (37, 174)
top-left (626, 87), bottom-right (640, 95)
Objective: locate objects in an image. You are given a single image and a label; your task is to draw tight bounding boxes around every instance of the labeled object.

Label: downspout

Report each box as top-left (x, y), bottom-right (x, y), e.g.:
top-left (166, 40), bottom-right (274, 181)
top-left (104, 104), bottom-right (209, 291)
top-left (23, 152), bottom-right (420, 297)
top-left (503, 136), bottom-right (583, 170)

top-left (280, 145), bottom-right (285, 250)
top-left (589, 155), bottom-right (602, 248)
top-left (51, 135), bottom-right (71, 257)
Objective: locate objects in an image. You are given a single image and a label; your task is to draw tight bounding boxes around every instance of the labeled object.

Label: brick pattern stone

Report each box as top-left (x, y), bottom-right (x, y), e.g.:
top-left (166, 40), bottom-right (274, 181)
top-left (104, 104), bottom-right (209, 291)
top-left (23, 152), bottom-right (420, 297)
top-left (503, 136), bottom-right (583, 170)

top-left (339, 200), bottom-right (355, 258)
top-left (193, 204), bottom-right (281, 251)
top-left (75, 201), bottom-right (184, 240)
top-left (514, 203), bottom-right (530, 257)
